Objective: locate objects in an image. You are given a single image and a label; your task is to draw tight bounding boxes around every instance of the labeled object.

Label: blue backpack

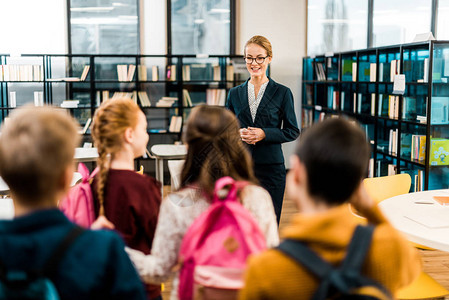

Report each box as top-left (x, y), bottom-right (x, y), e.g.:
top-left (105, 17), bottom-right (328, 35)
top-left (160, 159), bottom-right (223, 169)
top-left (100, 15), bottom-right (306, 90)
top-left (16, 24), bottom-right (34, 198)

top-left (277, 225), bottom-right (392, 300)
top-left (0, 226), bottom-right (84, 300)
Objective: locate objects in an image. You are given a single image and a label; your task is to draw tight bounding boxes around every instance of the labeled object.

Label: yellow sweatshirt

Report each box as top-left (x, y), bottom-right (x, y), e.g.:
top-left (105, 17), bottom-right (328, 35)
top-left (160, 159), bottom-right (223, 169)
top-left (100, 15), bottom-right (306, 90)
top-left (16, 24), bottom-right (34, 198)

top-left (239, 204), bottom-right (422, 299)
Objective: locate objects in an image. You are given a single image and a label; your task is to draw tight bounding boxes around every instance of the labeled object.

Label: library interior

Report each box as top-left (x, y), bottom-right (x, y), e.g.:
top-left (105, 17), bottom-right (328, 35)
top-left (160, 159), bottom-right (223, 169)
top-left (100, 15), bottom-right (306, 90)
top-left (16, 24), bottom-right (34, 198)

top-left (2, 0), bottom-right (449, 299)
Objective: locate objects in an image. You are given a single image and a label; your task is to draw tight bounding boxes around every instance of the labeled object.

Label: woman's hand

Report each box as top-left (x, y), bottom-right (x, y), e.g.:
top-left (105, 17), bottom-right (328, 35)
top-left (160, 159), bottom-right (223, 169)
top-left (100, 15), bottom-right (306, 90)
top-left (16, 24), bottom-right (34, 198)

top-left (240, 127), bottom-right (266, 145)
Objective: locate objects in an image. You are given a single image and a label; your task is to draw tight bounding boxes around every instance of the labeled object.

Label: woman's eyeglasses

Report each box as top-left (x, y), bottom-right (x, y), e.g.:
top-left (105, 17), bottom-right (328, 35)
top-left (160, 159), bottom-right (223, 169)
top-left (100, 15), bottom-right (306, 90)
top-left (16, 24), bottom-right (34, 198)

top-left (244, 56), bottom-right (269, 64)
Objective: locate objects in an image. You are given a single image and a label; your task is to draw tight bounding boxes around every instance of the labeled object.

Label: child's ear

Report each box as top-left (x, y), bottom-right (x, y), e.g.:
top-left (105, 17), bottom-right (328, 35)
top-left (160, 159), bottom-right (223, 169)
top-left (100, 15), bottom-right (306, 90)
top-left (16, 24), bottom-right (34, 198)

top-left (124, 127), bottom-right (134, 144)
top-left (290, 155), bottom-right (302, 184)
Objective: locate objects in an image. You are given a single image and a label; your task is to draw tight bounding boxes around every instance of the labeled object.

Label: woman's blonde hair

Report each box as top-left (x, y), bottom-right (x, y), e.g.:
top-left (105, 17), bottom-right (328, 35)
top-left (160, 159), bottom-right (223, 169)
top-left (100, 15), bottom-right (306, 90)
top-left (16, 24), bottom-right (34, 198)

top-left (244, 35), bottom-right (273, 57)
top-left (91, 98), bottom-right (141, 215)
top-left (180, 105), bottom-right (256, 198)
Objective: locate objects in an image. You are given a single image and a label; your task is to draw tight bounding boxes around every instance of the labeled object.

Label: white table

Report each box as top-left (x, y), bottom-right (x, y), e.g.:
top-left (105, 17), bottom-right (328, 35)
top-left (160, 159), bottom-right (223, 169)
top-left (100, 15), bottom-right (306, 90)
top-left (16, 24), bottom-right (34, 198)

top-left (74, 147), bottom-right (98, 162)
top-left (379, 189), bottom-right (449, 252)
top-left (150, 144), bottom-right (187, 197)
top-left (0, 172), bottom-right (84, 220)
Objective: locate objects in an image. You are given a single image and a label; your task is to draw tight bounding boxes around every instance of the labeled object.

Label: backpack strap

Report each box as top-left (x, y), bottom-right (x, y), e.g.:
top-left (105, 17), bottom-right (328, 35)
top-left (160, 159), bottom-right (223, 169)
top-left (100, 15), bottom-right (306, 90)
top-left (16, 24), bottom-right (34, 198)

top-left (213, 176), bottom-right (248, 203)
top-left (340, 225), bottom-right (374, 275)
top-left (277, 225), bottom-right (382, 300)
top-left (43, 226), bottom-right (85, 277)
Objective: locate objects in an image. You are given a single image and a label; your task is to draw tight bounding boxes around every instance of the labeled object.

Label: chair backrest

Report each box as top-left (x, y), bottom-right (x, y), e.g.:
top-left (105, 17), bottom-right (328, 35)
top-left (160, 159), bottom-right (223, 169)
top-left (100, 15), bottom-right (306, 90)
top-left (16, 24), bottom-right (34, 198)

top-left (363, 174), bottom-right (411, 204)
top-left (168, 160), bottom-right (185, 191)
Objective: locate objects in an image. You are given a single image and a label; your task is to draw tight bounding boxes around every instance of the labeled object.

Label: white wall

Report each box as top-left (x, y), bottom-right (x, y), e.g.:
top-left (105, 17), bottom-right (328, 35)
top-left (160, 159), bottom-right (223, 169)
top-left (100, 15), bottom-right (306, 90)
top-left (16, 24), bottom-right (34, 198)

top-left (0, 0), bottom-right (67, 54)
top-left (141, 0), bottom-right (166, 54)
top-left (238, 0), bottom-right (307, 168)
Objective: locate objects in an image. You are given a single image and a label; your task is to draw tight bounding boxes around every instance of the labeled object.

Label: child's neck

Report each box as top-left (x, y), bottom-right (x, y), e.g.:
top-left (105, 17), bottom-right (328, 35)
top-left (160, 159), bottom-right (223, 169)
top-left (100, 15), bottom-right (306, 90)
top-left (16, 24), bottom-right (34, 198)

top-left (110, 147), bottom-right (135, 171)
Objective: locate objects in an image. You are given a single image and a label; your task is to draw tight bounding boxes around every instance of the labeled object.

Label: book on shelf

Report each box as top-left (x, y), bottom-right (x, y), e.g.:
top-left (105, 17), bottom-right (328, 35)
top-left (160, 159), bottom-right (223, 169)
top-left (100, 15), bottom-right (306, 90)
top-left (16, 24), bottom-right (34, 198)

top-left (402, 97), bottom-right (416, 120)
top-left (352, 62), bottom-right (357, 81)
top-left (206, 89), bottom-right (226, 106)
top-left (138, 65), bottom-right (147, 81)
top-left (226, 65), bottom-right (234, 81)
top-left (80, 65), bottom-right (90, 81)
top-left (156, 96), bottom-right (178, 107)
top-left (332, 90), bottom-right (339, 110)
top-left (168, 116), bottom-right (182, 133)
top-left (400, 133), bottom-right (412, 158)
top-left (389, 129), bottom-right (398, 155)
top-left (341, 91), bottom-right (345, 110)
top-left (388, 164), bottom-right (396, 176)
top-left (110, 91), bottom-right (137, 103)
top-left (368, 158), bottom-right (374, 178)
top-left (327, 86), bottom-right (334, 108)
top-left (9, 92), bottom-right (16, 108)
top-left (152, 66), bottom-right (159, 81)
top-left (314, 62), bottom-right (326, 81)
top-left (0, 64), bottom-right (43, 81)
top-left (116, 64), bottom-right (135, 81)
top-left (183, 65), bottom-right (191, 81)
top-left (167, 65), bottom-right (176, 81)
top-left (341, 60), bottom-right (353, 81)
top-left (60, 100), bottom-right (79, 108)
top-left (422, 58), bottom-right (429, 83)
top-left (78, 118), bottom-right (92, 134)
top-left (388, 95), bottom-right (399, 119)
top-left (33, 91), bottom-right (44, 106)
top-left (301, 110), bottom-right (313, 128)
top-left (148, 129), bottom-right (168, 133)
top-left (358, 62), bottom-right (370, 82)
top-left (431, 97), bottom-right (449, 124)
top-left (102, 90), bottom-right (110, 102)
top-left (390, 60), bottom-right (400, 82)
top-left (371, 94), bottom-right (376, 116)
top-left (370, 63), bottom-right (376, 82)
top-left (414, 169), bottom-right (424, 192)
top-left (213, 65), bottom-right (221, 81)
top-left (182, 89), bottom-right (193, 107)
top-left (353, 93), bottom-right (361, 114)
top-left (378, 63), bottom-right (384, 82)
top-left (138, 91), bottom-right (151, 107)
top-left (411, 135), bottom-right (426, 161)
top-left (429, 138), bottom-right (449, 166)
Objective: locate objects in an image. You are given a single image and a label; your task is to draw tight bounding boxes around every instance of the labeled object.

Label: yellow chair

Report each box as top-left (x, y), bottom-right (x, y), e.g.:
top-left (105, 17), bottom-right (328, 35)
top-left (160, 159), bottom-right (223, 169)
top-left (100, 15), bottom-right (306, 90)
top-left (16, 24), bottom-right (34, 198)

top-left (362, 174), bottom-right (449, 300)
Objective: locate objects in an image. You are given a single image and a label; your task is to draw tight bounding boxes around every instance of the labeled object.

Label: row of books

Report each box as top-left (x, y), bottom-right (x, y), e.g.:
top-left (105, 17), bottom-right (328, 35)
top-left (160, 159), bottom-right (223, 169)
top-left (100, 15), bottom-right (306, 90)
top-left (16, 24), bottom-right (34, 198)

top-left (314, 62), bottom-right (326, 81)
top-left (168, 116), bottom-right (183, 133)
top-left (0, 64), bottom-right (43, 81)
top-left (411, 135), bottom-right (426, 161)
top-left (47, 65), bottom-right (90, 82)
top-left (182, 64), bottom-right (235, 81)
top-left (206, 89), bottom-right (226, 106)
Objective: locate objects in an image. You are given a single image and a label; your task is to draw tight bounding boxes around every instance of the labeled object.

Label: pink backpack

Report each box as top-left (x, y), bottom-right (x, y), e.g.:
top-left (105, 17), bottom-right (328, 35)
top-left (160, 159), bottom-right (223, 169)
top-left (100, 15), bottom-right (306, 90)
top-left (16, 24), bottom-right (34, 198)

top-left (178, 176), bottom-right (266, 300)
top-left (59, 163), bottom-right (98, 228)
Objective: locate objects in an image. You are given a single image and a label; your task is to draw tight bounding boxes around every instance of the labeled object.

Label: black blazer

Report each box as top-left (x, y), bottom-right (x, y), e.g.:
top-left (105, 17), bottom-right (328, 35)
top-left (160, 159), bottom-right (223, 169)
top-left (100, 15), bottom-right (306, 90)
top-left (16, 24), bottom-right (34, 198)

top-left (226, 78), bottom-right (300, 165)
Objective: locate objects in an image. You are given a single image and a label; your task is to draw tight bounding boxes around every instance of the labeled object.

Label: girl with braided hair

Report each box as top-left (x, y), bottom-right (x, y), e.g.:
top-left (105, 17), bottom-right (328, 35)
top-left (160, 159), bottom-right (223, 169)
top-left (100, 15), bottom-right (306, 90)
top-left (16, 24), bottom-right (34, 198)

top-left (91, 98), bottom-right (162, 300)
top-left (126, 104), bottom-right (279, 300)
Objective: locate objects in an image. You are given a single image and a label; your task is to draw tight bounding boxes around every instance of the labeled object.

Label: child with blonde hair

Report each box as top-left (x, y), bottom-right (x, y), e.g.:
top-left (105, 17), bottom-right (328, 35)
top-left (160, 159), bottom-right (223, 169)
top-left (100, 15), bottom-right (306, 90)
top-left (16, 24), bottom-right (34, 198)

top-left (0, 105), bottom-right (145, 299)
top-left (91, 98), bottom-right (162, 300)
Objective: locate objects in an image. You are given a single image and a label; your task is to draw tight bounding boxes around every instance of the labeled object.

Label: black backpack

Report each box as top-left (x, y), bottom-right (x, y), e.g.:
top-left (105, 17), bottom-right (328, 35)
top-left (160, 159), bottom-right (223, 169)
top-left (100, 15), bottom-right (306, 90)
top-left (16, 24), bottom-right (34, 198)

top-left (277, 225), bottom-right (392, 300)
top-left (0, 226), bottom-right (85, 300)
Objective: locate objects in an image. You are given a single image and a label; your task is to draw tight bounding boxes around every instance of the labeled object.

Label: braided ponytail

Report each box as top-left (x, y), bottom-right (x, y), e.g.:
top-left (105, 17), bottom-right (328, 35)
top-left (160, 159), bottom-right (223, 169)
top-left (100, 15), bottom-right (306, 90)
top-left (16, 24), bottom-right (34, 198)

top-left (91, 98), bottom-right (141, 215)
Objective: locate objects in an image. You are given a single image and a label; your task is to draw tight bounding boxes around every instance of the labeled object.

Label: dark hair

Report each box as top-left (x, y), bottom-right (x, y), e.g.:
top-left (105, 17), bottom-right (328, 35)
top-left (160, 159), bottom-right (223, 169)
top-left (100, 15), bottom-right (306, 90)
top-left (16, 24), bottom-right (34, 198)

top-left (295, 118), bottom-right (371, 205)
top-left (180, 105), bottom-right (256, 197)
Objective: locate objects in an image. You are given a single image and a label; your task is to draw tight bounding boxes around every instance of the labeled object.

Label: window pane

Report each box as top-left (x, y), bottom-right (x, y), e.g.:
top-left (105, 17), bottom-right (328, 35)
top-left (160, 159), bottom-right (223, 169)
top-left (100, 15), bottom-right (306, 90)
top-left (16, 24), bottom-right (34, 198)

top-left (437, 0), bottom-right (449, 39)
top-left (171, 0), bottom-right (230, 55)
top-left (373, 0), bottom-right (431, 47)
top-left (307, 0), bottom-right (367, 55)
top-left (70, 0), bottom-right (139, 54)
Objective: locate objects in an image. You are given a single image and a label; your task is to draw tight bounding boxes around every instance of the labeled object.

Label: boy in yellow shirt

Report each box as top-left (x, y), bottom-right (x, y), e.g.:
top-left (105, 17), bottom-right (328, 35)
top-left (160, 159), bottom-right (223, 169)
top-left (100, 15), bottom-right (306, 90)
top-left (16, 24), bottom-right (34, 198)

top-left (239, 118), bottom-right (421, 299)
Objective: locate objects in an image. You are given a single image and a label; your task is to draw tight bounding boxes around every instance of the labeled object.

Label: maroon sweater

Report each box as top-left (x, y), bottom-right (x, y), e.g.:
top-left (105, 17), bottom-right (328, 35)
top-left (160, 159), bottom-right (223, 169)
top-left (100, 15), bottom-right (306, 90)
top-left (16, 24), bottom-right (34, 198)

top-left (92, 169), bottom-right (161, 300)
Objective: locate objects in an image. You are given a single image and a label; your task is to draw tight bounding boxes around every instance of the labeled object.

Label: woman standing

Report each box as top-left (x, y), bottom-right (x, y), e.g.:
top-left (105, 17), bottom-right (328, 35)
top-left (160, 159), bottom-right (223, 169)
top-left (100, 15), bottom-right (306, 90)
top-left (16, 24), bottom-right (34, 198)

top-left (226, 35), bottom-right (300, 224)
